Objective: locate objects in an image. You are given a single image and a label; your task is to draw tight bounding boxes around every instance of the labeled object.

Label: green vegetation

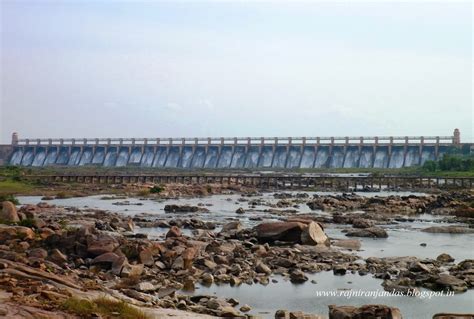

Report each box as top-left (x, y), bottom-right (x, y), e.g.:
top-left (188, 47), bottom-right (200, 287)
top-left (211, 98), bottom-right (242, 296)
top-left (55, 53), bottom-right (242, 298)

top-left (149, 185), bottom-right (164, 194)
top-left (62, 297), bottom-right (149, 319)
top-left (17, 218), bottom-right (36, 228)
top-left (423, 153), bottom-right (474, 173)
top-left (0, 193), bottom-right (20, 205)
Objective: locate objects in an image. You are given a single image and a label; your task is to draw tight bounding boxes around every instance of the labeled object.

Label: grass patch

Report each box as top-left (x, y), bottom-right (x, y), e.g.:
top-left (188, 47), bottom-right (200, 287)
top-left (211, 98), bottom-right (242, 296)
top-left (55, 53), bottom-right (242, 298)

top-left (62, 297), bottom-right (149, 319)
top-left (17, 218), bottom-right (36, 228)
top-left (0, 194), bottom-right (20, 205)
top-left (0, 180), bottom-right (32, 196)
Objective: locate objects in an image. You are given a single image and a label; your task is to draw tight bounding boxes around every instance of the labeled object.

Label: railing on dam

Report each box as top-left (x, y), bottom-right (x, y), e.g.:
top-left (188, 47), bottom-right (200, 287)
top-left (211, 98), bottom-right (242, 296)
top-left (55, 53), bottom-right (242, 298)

top-left (25, 174), bottom-right (474, 190)
top-left (14, 135), bottom-right (456, 146)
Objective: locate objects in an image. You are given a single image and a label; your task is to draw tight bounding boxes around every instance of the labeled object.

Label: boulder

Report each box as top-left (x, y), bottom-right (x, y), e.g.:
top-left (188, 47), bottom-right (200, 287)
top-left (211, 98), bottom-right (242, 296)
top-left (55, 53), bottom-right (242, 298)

top-left (434, 274), bottom-right (468, 293)
top-left (436, 253), bottom-right (455, 263)
top-left (290, 269), bottom-right (308, 283)
top-left (235, 207), bottom-right (245, 214)
top-left (166, 226), bottom-right (182, 238)
top-left (332, 239), bottom-right (361, 250)
top-left (0, 201), bottom-right (19, 223)
top-left (49, 249), bottom-right (68, 265)
top-left (28, 248), bottom-right (48, 259)
top-left (275, 310), bottom-right (291, 319)
top-left (346, 227), bottom-right (388, 238)
top-left (221, 221), bottom-right (242, 232)
top-left (301, 222), bottom-right (330, 246)
top-left (0, 225), bottom-right (35, 241)
top-left (352, 218), bottom-right (374, 229)
top-left (164, 204), bottom-right (209, 213)
top-left (86, 234), bottom-right (119, 256)
top-left (328, 304), bottom-right (403, 319)
top-left (256, 262), bottom-right (272, 275)
top-left (255, 221), bottom-right (329, 245)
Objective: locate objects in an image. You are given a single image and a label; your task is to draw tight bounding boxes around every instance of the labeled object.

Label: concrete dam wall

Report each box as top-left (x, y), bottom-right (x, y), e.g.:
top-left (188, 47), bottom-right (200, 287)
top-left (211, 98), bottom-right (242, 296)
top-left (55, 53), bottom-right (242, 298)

top-left (3, 132), bottom-right (463, 169)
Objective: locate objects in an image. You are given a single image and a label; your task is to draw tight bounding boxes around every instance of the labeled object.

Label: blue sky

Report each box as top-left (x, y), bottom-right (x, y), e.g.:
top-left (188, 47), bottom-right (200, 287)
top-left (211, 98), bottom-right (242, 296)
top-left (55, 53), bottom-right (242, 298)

top-left (1, 1), bottom-right (472, 143)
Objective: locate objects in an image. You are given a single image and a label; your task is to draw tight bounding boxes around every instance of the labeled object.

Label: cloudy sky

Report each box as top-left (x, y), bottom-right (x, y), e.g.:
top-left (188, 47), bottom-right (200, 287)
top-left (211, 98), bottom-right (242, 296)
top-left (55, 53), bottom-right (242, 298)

top-left (1, 1), bottom-right (472, 144)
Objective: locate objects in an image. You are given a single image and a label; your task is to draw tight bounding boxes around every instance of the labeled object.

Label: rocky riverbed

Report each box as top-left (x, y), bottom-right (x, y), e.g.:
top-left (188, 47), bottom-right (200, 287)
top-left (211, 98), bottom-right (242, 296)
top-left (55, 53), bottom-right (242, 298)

top-left (0, 185), bottom-right (473, 318)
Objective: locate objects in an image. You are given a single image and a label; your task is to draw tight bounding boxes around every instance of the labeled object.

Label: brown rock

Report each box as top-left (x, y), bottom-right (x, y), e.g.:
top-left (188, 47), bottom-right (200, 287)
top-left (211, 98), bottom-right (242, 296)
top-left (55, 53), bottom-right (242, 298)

top-left (49, 249), bottom-right (67, 265)
top-left (255, 222), bottom-right (307, 243)
top-left (0, 225), bottom-right (35, 241)
top-left (345, 227), bottom-right (388, 238)
top-left (166, 226), bottom-right (182, 238)
top-left (139, 248), bottom-right (155, 266)
top-left (86, 234), bottom-right (119, 256)
top-left (437, 253), bottom-right (455, 263)
top-left (0, 201), bottom-right (19, 223)
top-left (328, 304), bottom-right (403, 319)
top-left (301, 221), bottom-right (330, 246)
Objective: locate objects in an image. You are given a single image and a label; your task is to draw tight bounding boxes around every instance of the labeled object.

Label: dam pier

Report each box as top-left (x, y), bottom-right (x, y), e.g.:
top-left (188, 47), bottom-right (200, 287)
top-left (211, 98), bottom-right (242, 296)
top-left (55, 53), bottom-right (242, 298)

top-left (2, 129), bottom-right (468, 169)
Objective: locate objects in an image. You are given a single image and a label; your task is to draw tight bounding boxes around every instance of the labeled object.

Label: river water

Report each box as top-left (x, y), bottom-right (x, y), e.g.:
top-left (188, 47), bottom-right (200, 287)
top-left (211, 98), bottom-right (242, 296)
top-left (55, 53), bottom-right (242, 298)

top-left (17, 192), bottom-right (474, 318)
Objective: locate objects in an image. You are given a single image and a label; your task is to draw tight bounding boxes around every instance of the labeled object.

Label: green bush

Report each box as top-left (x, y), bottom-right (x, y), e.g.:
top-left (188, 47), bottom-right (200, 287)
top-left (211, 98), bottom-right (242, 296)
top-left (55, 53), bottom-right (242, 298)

top-left (0, 194), bottom-right (19, 205)
top-left (149, 185), bottom-right (164, 194)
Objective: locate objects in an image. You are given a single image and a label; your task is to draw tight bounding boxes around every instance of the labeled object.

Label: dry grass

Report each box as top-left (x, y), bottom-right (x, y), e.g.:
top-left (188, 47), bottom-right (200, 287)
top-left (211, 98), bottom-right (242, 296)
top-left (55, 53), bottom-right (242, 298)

top-left (62, 296), bottom-right (149, 319)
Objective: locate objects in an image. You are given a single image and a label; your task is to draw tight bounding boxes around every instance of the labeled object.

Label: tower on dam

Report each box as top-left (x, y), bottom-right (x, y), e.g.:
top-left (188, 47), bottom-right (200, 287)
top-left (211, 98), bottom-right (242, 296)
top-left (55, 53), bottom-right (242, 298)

top-left (3, 129), bottom-right (466, 169)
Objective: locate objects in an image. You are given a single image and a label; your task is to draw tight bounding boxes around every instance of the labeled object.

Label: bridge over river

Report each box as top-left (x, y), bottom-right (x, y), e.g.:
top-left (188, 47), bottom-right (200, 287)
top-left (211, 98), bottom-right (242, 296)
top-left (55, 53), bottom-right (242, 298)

top-left (1, 129), bottom-right (470, 170)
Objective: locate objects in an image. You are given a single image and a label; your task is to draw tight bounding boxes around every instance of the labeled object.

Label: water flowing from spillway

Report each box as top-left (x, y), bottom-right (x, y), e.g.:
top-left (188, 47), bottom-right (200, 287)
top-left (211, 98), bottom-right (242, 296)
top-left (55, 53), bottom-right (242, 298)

top-left (314, 146), bottom-right (329, 168)
top-left (91, 147), bottom-right (105, 165)
top-left (31, 147), bottom-right (46, 167)
top-left (259, 146), bottom-right (274, 168)
top-left (204, 146), bottom-right (219, 168)
top-left (115, 148), bottom-right (130, 167)
top-left (217, 146), bottom-right (233, 168)
top-left (389, 146), bottom-right (405, 168)
top-left (67, 148), bottom-right (82, 166)
top-left (272, 146), bottom-right (288, 168)
top-left (404, 146), bottom-right (420, 167)
top-left (286, 146), bottom-right (301, 168)
top-left (43, 148), bottom-right (58, 166)
top-left (103, 147), bottom-right (118, 167)
top-left (343, 146), bottom-right (359, 168)
top-left (420, 146), bottom-right (435, 165)
top-left (190, 147), bottom-right (206, 168)
top-left (230, 146), bottom-right (246, 168)
top-left (244, 146), bottom-right (260, 168)
top-left (128, 147), bottom-right (143, 165)
top-left (140, 147), bottom-right (155, 167)
top-left (300, 146), bottom-right (316, 168)
top-left (9, 143), bottom-right (442, 169)
top-left (358, 146), bottom-right (374, 168)
top-left (152, 147), bottom-right (168, 167)
top-left (9, 148), bottom-right (24, 165)
top-left (329, 146), bottom-right (344, 168)
top-left (372, 146), bottom-right (389, 168)
top-left (78, 147), bottom-right (93, 166)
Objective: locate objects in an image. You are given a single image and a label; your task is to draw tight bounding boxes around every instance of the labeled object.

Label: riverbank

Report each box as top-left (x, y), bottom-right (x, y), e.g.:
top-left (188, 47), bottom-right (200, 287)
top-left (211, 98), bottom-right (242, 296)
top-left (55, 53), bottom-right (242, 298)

top-left (0, 186), bottom-right (473, 318)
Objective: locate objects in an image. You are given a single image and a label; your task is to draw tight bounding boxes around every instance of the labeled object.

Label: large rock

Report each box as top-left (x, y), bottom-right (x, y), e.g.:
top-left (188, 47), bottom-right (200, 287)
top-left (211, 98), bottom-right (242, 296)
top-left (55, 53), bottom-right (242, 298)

top-left (86, 233), bottom-right (119, 256)
top-left (328, 304), bottom-right (403, 319)
top-left (0, 225), bottom-right (35, 241)
top-left (164, 205), bottom-right (209, 213)
top-left (166, 226), bottom-right (182, 238)
top-left (434, 274), bottom-right (468, 293)
top-left (346, 227), bottom-right (388, 238)
top-left (301, 222), bottom-right (330, 246)
top-left (255, 221), bottom-right (329, 245)
top-left (0, 201), bottom-right (19, 223)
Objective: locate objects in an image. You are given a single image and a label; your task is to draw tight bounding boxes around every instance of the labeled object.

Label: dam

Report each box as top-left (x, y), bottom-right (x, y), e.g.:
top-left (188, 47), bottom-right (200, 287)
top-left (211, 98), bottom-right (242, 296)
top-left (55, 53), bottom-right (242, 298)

top-left (2, 129), bottom-right (466, 169)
